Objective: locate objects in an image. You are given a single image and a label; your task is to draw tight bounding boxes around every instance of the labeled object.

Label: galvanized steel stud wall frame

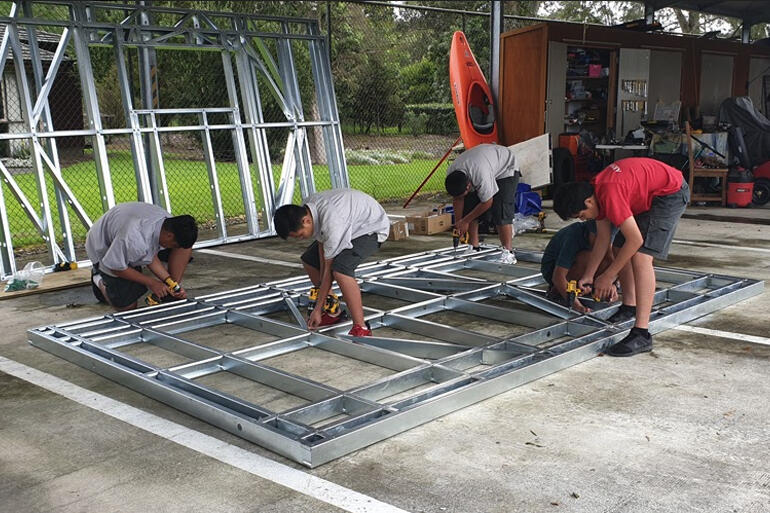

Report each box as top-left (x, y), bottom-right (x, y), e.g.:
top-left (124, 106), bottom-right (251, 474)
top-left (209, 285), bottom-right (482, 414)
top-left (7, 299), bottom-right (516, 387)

top-left (28, 248), bottom-right (763, 467)
top-left (0, 1), bottom-right (347, 278)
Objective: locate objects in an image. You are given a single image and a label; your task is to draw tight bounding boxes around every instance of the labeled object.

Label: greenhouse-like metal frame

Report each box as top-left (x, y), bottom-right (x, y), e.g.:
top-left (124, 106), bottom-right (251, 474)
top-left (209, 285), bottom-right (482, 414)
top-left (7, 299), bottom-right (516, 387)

top-left (28, 247), bottom-right (763, 467)
top-left (0, 1), bottom-right (347, 278)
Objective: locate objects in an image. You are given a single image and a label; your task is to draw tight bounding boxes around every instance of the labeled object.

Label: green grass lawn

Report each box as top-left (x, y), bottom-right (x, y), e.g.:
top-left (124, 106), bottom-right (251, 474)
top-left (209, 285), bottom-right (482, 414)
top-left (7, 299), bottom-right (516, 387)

top-left (4, 150), bottom-right (446, 248)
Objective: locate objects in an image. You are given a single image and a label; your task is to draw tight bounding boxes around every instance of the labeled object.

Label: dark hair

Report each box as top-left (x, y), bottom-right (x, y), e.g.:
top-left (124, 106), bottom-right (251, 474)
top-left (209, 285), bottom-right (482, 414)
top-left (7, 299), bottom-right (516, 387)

top-left (552, 181), bottom-right (594, 220)
top-left (445, 170), bottom-right (469, 197)
top-left (273, 204), bottom-right (308, 239)
top-left (162, 215), bottom-right (198, 248)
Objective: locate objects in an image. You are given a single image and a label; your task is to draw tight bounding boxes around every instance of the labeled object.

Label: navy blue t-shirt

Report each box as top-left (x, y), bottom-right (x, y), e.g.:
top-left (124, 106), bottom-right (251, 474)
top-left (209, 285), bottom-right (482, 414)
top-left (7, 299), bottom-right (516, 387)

top-left (540, 221), bottom-right (596, 284)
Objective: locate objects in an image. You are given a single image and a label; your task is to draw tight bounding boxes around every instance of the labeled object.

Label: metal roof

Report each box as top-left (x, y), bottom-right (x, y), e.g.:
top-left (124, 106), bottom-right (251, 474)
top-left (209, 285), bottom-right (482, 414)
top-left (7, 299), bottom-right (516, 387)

top-left (0, 26), bottom-right (63, 62)
top-left (646, 1), bottom-right (770, 26)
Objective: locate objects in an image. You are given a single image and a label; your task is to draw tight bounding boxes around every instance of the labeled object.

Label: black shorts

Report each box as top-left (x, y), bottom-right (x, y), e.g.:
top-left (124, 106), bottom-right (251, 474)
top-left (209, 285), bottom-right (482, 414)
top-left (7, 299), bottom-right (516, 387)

top-left (301, 234), bottom-right (382, 278)
top-left (540, 259), bottom-right (556, 286)
top-left (612, 182), bottom-right (690, 260)
top-left (463, 173), bottom-right (520, 226)
top-left (91, 264), bottom-right (147, 308)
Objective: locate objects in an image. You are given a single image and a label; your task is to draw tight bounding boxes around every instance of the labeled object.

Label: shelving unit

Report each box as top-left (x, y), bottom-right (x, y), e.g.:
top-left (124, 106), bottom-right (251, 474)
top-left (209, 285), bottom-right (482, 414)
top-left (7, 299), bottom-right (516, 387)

top-left (562, 47), bottom-right (616, 139)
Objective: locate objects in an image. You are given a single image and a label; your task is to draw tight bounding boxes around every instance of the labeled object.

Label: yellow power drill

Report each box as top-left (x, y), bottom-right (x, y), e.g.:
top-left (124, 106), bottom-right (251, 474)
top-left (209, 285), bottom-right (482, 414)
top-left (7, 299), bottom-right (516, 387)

top-left (565, 280), bottom-right (602, 314)
top-left (452, 228), bottom-right (469, 256)
top-left (145, 276), bottom-right (182, 306)
top-left (308, 287), bottom-right (341, 316)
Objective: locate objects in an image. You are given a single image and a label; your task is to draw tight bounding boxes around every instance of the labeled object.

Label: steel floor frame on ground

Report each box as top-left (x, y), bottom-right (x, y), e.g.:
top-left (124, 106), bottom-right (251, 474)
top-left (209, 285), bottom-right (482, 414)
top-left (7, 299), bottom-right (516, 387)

top-left (28, 247), bottom-right (763, 467)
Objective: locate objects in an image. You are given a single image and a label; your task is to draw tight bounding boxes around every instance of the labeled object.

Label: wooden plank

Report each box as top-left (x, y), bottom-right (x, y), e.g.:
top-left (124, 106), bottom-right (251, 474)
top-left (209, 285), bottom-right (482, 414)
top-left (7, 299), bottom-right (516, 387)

top-left (0, 267), bottom-right (91, 300)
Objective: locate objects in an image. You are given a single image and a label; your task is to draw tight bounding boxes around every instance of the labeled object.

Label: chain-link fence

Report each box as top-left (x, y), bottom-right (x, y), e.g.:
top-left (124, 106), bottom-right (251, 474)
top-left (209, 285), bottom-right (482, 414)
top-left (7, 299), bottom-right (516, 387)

top-left (0, 1), bottom-right (542, 264)
top-left (326, 1), bottom-right (538, 203)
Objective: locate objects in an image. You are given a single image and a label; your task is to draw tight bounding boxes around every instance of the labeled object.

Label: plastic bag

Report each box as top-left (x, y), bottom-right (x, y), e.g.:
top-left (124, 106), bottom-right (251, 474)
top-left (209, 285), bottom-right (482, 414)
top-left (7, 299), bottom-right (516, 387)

top-left (512, 213), bottom-right (541, 235)
top-left (515, 183), bottom-right (543, 216)
top-left (4, 261), bottom-right (45, 292)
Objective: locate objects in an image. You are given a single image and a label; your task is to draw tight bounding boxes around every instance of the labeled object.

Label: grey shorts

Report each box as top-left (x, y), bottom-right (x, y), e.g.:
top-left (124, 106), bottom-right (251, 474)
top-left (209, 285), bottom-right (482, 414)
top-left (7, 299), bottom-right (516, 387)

top-left (463, 173), bottom-right (520, 226)
top-left (613, 181), bottom-right (690, 259)
top-left (91, 264), bottom-right (147, 308)
top-left (301, 234), bottom-right (382, 277)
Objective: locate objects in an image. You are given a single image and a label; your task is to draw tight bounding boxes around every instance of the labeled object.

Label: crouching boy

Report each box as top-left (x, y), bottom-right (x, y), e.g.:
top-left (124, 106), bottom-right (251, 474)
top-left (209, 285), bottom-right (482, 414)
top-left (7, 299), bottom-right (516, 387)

top-left (86, 202), bottom-right (198, 311)
top-left (444, 143), bottom-right (520, 264)
top-left (541, 220), bottom-right (617, 313)
top-left (273, 188), bottom-right (390, 337)
top-left (553, 157), bottom-right (689, 356)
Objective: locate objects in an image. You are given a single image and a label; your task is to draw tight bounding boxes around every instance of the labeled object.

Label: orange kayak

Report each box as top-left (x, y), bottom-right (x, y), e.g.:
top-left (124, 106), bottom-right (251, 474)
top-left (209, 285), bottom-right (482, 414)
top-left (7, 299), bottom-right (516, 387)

top-left (449, 31), bottom-right (498, 149)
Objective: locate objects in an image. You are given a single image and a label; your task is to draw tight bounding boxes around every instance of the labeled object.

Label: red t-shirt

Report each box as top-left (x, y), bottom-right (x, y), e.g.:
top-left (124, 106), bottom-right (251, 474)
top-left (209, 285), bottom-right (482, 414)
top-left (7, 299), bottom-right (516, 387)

top-left (592, 158), bottom-right (683, 227)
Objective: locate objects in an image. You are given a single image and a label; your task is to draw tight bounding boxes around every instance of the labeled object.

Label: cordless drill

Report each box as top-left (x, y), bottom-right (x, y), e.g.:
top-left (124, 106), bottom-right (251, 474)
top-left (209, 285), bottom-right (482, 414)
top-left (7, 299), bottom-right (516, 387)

top-left (307, 287), bottom-right (341, 316)
top-left (145, 277), bottom-right (182, 306)
top-left (452, 228), bottom-right (469, 256)
top-left (565, 280), bottom-right (601, 314)
top-left (565, 280), bottom-right (581, 313)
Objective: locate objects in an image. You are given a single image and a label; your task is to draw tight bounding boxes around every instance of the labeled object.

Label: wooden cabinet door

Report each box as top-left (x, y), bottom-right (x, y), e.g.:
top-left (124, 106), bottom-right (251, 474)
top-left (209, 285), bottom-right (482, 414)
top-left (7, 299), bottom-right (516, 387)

top-left (499, 25), bottom-right (548, 146)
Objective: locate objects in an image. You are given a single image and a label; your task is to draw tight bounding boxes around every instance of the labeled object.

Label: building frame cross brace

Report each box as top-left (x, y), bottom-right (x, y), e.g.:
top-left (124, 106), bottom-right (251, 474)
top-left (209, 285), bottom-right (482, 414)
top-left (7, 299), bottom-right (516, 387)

top-left (0, 1), bottom-right (347, 279)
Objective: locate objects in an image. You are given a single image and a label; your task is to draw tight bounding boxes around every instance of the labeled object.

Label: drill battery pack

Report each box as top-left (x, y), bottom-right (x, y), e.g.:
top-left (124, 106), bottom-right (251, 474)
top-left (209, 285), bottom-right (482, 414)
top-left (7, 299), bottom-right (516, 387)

top-left (308, 287), bottom-right (341, 315)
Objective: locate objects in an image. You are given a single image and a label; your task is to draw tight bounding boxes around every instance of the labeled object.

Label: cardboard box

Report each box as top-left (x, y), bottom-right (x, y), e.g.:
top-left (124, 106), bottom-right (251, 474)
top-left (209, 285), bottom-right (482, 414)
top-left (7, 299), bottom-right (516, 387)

top-left (406, 211), bottom-right (452, 235)
top-left (387, 219), bottom-right (409, 241)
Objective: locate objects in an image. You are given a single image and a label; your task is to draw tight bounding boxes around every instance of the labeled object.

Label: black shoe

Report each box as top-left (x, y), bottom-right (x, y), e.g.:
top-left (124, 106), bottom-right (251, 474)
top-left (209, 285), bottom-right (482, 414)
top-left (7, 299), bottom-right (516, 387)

top-left (608, 305), bottom-right (635, 323)
top-left (605, 331), bottom-right (652, 357)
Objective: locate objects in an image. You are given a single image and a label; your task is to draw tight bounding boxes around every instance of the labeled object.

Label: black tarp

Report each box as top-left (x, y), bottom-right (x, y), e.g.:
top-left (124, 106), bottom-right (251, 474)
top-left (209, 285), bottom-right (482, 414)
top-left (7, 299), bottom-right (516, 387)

top-left (718, 97), bottom-right (770, 167)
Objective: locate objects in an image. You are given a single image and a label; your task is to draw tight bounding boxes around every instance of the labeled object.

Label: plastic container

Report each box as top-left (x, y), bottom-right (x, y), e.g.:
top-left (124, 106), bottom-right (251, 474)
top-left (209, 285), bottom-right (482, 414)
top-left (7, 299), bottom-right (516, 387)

top-left (727, 168), bottom-right (754, 208)
top-left (559, 134), bottom-right (580, 156)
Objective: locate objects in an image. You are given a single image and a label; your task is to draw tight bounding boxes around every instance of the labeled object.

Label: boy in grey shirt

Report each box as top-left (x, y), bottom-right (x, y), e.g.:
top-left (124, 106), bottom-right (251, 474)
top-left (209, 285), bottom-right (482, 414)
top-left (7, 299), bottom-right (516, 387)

top-left (445, 143), bottom-right (520, 264)
top-left (273, 189), bottom-right (390, 337)
top-left (86, 202), bottom-right (198, 310)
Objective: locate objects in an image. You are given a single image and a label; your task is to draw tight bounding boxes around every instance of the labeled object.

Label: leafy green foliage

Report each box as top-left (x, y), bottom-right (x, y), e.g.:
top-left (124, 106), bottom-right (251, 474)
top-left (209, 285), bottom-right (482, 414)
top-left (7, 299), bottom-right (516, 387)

top-left (406, 104), bottom-right (456, 135)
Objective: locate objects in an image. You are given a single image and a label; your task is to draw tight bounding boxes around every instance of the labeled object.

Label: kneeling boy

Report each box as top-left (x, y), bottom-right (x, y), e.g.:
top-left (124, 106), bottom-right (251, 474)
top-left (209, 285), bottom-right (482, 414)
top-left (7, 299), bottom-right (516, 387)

top-left (86, 202), bottom-right (198, 311)
top-left (273, 188), bottom-right (390, 337)
top-left (541, 220), bottom-right (617, 313)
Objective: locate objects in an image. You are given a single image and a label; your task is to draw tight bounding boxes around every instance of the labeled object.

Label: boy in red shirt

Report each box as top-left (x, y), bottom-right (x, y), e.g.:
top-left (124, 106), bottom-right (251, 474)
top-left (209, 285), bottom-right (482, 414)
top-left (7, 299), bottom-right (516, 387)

top-left (553, 158), bottom-right (690, 356)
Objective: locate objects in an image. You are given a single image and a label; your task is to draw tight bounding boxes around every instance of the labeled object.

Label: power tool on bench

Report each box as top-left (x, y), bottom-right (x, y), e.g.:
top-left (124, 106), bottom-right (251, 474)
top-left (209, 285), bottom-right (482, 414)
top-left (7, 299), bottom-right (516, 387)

top-left (452, 228), bottom-right (469, 256)
top-left (145, 276), bottom-right (182, 306)
top-left (307, 287), bottom-right (341, 316)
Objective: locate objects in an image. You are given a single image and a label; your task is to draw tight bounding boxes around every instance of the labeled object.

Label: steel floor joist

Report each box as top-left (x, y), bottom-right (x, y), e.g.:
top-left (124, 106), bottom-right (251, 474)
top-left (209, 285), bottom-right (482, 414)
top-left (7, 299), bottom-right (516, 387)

top-left (28, 247), bottom-right (763, 467)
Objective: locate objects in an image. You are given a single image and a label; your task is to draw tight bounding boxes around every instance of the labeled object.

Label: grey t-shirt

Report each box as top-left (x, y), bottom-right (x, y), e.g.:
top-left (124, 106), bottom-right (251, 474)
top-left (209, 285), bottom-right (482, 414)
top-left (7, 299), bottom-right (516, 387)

top-left (305, 189), bottom-right (390, 259)
top-left (446, 144), bottom-right (517, 202)
top-left (85, 202), bottom-right (170, 275)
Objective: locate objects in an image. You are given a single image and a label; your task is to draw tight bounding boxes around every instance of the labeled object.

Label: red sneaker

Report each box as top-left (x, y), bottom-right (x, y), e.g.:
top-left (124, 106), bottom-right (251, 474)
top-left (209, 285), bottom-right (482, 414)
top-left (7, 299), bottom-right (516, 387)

top-left (348, 324), bottom-right (372, 337)
top-left (318, 312), bottom-right (345, 326)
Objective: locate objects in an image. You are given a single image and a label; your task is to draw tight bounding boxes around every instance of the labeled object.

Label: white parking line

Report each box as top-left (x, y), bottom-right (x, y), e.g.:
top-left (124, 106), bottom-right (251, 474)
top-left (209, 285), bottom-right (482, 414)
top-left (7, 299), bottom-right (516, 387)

top-left (196, 248), bottom-right (303, 268)
top-left (673, 325), bottom-right (770, 347)
top-left (671, 239), bottom-right (770, 255)
top-left (543, 229), bottom-right (770, 254)
top-left (0, 356), bottom-right (410, 513)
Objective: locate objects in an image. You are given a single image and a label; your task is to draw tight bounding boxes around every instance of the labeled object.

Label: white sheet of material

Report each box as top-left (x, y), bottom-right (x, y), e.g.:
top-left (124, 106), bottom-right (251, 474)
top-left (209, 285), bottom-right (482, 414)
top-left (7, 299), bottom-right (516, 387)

top-left (508, 133), bottom-right (551, 188)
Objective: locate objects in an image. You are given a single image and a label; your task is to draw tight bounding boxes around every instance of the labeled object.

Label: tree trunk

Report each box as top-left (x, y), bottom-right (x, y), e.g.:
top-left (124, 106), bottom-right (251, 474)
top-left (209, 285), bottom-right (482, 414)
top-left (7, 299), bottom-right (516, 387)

top-left (673, 8), bottom-right (700, 34)
top-left (307, 95), bottom-right (327, 164)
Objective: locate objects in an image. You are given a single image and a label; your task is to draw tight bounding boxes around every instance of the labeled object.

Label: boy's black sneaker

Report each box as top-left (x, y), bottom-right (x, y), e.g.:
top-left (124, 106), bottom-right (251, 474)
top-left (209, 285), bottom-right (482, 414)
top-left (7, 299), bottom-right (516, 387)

top-left (608, 304), bottom-right (635, 323)
top-left (605, 330), bottom-right (652, 357)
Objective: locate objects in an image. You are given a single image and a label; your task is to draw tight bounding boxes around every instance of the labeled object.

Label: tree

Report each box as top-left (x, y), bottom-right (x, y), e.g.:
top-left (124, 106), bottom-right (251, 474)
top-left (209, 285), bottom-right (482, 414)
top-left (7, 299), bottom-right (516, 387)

top-left (539, 1), bottom-right (642, 25)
